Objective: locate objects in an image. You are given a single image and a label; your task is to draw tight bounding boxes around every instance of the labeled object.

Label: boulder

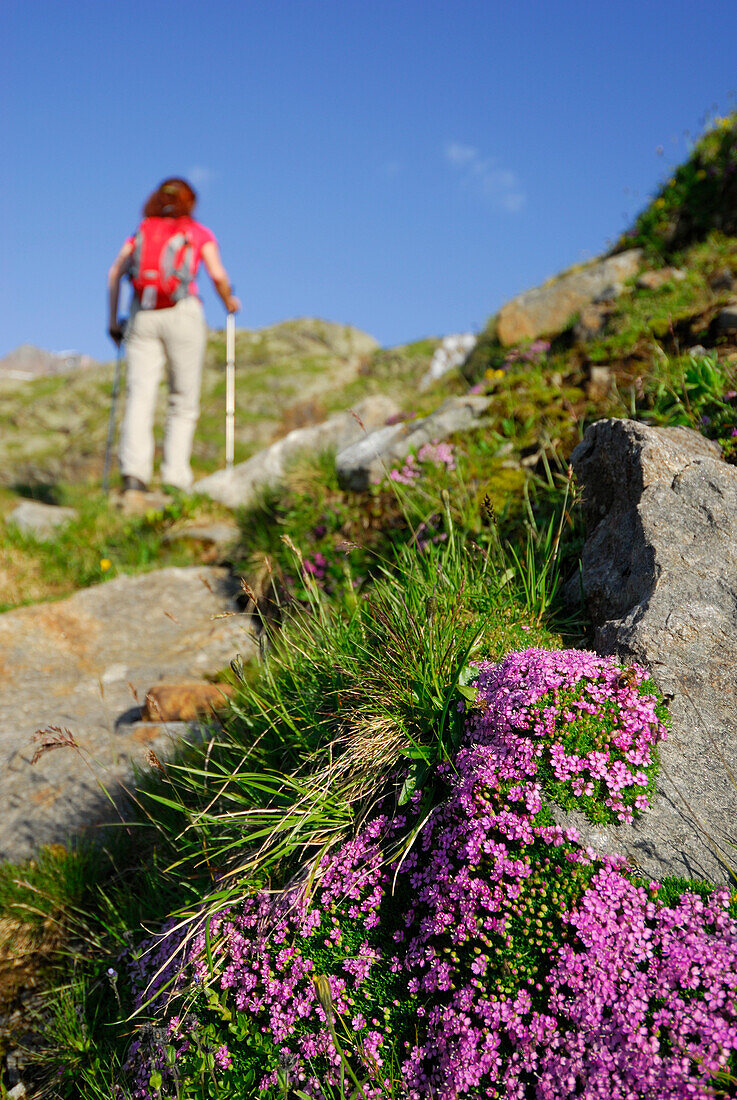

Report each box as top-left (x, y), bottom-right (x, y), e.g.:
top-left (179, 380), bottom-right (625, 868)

top-left (635, 267), bottom-right (686, 291)
top-left (194, 395), bottom-right (399, 509)
top-left (336, 394), bottom-right (491, 491)
top-left (497, 249), bottom-right (642, 346)
top-left (717, 300), bottom-right (737, 333)
top-left (162, 521), bottom-right (240, 563)
top-left (568, 418), bottom-right (737, 885)
top-left (113, 488), bottom-right (170, 517)
top-left (142, 682), bottom-right (235, 722)
top-left (6, 500), bottom-right (77, 539)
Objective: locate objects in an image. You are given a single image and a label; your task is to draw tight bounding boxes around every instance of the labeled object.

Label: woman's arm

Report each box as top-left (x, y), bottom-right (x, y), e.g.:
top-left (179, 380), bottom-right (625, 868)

top-left (200, 241), bottom-right (241, 314)
top-left (107, 240), bottom-right (135, 345)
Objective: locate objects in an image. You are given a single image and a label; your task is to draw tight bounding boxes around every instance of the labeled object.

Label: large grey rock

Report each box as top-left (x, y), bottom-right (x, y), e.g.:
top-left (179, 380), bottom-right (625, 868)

top-left (0, 566), bottom-right (255, 861)
top-left (194, 395), bottom-right (398, 509)
top-left (336, 394), bottom-right (491, 491)
top-left (569, 418), bottom-right (737, 884)
top-left (497, 249), bottom-right (642, 346)
top-left (6, 500), bottom-right (77, 539)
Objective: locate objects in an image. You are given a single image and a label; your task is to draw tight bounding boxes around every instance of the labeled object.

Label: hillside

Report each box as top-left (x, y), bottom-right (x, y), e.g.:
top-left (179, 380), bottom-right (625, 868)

top-left (0, 318), bottom-right (426, 490)
top-left (3, 113), bottom-right (737, 1098)
top-left (0, 319), bottom-right (437, 609)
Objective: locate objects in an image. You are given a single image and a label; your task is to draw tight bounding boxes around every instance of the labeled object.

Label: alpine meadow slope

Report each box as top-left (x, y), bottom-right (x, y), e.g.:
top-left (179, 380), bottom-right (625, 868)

top-left (4, 113), bottom-right (737, 1098)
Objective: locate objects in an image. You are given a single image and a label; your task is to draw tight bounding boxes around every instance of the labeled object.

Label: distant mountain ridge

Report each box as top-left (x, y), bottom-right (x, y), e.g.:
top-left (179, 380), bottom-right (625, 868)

top-left (0, 344), bottom-right (98, 381)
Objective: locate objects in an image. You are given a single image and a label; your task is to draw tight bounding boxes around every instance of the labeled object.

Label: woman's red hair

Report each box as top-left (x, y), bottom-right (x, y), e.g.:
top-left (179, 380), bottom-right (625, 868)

top-left (143, 178), bottom-right (198, 218)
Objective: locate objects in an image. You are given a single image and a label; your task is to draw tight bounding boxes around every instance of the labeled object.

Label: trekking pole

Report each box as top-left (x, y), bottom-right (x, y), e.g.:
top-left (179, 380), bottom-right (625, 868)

top-left (103, 336), bottom-right (125, 494)
top-left (225, 312), bottom-right (235, 470)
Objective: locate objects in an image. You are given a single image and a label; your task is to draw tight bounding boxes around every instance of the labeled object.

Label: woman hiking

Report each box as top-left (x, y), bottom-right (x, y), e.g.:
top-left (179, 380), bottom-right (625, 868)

top-left (107, 177), bottom-right (240, 493)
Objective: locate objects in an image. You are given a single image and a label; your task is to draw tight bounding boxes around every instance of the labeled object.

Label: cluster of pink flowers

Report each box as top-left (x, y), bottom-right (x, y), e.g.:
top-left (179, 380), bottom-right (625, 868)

top-left (416, 441), bottom-right (456, 470)
top-left (390, 652), bottom-right (737, 1096)
top-left (504, 338), bottom-right (550, 367)
top-left (122, 817), bottom-right (400, 1097)
top-left (468, 648), bottom-right (666, 823)
top-left (123, 649), bottom-right (737, 1099)
top-left (542, 870), bottom-right (737, 1096)
top-left (302, 551), bottom-right (328, 581)
top-left (389, 441), bottom-right (456, 485)
top-left (389, 453), bottom-right (421, 485)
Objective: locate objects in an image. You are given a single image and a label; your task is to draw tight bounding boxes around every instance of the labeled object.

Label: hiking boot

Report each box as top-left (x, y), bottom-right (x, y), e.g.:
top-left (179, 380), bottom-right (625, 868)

top-left (122, 475), bottom-right (148, 493)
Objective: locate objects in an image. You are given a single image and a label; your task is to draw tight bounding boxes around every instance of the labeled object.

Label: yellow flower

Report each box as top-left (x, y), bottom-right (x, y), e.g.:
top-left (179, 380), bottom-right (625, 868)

top-left (654, 197), bottom-right (666, 209)
top-left (696, 169), bottom-right (707, 180)
top-left (100, 558), bottom-right (112, 572)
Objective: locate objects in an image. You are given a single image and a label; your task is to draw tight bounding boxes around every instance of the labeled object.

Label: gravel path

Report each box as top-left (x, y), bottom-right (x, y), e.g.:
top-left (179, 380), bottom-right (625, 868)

top-left (0, 567), bottom-right (255, 863)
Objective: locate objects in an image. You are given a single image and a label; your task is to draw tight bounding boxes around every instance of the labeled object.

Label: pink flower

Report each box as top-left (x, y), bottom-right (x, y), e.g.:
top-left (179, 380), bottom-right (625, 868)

top-left (214, 1043), bottom-right (233, 1070)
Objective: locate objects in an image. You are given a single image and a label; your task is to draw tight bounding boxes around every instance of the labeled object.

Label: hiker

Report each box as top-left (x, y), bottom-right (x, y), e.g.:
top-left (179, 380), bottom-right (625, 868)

top-left (107, 177), bottom-right (240, 493)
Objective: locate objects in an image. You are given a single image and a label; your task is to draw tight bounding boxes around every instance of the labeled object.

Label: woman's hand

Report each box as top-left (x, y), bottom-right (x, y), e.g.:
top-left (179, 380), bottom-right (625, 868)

top-left (108, 323), bottom-right (125, 346)
top-left (108, 241), bottom-right (134, 347)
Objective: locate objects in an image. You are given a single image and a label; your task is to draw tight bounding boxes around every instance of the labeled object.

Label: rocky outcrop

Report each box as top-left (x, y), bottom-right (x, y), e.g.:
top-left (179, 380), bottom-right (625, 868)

top-left (497, 249), bottom-right (642, 346)
top-left (419, 334), bottom-right (476, 390)
top-left (336, 394), bottom-right (491, 491)
top-left (568, 418), bottom-right (737, 884)
top-left (0, 566), bottom-right (254, 861)
top-left (636, 267), bottom-right (686, 291)
top-left (194, 395), bottom-right (398, 509)
top-left (6, 500), bottom-right (77, 539)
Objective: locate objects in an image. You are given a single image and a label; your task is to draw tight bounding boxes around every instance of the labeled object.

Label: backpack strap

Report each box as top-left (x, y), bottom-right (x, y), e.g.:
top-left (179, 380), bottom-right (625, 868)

top-left (161, 231), bottom-right (195, 302)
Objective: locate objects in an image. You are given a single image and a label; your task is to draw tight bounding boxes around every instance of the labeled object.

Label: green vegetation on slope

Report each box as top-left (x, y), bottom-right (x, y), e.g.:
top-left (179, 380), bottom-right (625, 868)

top-left (0, 319), bottom-right (432, 490)
top-left (4, 113), bottom-right (737, 1096)
top-left (618, 112), bottom-right (737, 258)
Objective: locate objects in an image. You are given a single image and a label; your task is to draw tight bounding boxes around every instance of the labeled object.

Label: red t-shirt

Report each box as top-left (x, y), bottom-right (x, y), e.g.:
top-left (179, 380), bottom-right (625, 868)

top-left (125, 216), bottom-right (217, 300)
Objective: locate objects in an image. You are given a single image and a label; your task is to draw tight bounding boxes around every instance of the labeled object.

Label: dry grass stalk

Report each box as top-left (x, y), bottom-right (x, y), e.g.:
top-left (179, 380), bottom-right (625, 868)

top-left (30, 726), bottom-right (79, 766)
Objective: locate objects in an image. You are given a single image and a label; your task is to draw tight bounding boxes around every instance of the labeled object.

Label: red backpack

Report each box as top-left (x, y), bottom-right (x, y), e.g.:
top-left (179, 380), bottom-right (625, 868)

top-left (129, 217), bottom-right (195, 310)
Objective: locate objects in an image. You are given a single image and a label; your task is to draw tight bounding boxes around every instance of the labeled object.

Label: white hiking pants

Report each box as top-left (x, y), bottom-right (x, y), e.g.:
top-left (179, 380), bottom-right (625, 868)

top-left (120, 296), bottom-right (207, 490)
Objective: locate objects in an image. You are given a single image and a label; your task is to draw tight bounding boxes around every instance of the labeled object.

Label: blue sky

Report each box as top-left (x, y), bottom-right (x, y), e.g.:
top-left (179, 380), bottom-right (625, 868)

top-left (3, 0), bottom-right (737, 361)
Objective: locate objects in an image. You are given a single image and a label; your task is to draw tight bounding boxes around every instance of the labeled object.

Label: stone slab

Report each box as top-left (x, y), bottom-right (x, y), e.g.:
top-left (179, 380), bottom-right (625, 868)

top-left (194, 395), bottom-right (398, 509)
top-left (336, 394), bottom-right (491, 491)
top-left (0, 566), bottom-right (255, 862)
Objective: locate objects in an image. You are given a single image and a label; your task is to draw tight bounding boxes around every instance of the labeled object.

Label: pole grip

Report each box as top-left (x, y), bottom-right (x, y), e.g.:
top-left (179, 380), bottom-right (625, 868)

top-left (226, 311), bottom-right (235, 366)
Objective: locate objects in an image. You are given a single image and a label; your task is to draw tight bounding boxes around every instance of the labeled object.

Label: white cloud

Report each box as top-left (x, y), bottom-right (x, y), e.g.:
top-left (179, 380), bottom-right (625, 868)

top-left (444, 142), bottom-right (525, 212)
top-left (187, 165), bottom-right (217, 191)
top-left (445, 142), bottom-right (477, 167)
